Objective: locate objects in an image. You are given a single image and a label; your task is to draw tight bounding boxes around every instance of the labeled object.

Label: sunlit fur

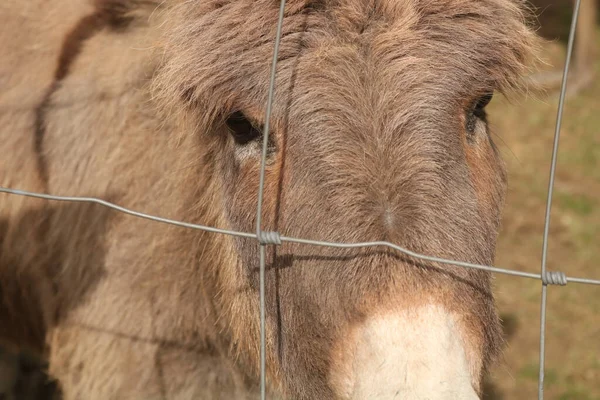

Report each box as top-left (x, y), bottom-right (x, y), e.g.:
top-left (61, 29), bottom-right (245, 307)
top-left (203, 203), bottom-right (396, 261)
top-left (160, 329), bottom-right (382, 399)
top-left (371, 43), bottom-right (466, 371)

top-left (0, 0), bottom-right (539, 398)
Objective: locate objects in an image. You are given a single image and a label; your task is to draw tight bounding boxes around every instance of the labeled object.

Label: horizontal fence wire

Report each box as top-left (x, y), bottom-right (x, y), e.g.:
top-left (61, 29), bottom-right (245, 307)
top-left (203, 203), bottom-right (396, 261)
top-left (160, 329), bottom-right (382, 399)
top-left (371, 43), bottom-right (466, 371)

top-left (2, 186), bottom-right (599, 288)
top-left (0, 0), bottom-right (597, 399)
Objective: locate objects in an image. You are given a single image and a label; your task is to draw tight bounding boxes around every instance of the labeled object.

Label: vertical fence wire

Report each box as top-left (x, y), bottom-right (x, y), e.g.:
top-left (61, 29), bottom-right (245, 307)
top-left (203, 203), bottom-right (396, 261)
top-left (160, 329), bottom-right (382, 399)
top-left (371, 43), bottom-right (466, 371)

top-left (256, 1), bottom-right (288, 399)
top-left (537, 0), bottom-right (582, 398)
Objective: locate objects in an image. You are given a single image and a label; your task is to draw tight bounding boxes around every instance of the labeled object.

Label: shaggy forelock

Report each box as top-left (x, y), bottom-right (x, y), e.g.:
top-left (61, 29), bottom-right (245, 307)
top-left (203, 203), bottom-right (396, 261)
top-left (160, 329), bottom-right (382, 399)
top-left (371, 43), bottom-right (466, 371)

top-left (155, 0), bottom-right (539, 123)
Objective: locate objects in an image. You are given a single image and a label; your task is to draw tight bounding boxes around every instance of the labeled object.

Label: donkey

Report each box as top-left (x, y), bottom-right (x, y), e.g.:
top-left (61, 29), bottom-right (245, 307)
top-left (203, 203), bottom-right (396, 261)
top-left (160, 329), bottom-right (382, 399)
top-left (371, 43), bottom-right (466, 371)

top-left (0, 0), bottom-right (539, 398)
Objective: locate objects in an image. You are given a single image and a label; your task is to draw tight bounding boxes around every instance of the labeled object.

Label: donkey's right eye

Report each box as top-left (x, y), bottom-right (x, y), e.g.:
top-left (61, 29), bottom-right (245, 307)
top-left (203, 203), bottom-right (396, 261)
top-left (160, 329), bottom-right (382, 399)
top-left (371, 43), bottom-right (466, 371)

top-left (225, 111), bottom-right (262, 145)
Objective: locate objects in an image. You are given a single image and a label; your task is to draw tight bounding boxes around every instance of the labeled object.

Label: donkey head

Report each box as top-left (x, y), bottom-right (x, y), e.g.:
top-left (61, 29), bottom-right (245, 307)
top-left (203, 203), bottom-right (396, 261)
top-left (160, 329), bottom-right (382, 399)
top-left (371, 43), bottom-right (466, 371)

top-left (155, 0), bottom-right (538, 398)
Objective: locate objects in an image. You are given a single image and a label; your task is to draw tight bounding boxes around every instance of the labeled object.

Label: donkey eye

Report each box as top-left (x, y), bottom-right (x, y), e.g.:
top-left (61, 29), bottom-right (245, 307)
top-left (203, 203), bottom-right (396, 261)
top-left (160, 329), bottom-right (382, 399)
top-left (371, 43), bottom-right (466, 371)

top-left (472, 92), bottom-right (493, 122)
top-left (465, 92), bottom-right (493, 137)
top-left (474, 92), bottom-right (493, 111)
top-left (225, 111), bottom-right (262, 145)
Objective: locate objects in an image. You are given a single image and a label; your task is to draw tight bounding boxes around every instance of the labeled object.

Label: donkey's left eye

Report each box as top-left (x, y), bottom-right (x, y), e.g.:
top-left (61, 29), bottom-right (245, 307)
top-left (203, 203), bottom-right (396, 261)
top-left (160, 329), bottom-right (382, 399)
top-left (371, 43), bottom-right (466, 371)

top-left (466, 92), bottom-right (493, 136)
top-left (472, 92), bottom-right (493, 121)
top-left (474, 92), bottom-right (493, 111)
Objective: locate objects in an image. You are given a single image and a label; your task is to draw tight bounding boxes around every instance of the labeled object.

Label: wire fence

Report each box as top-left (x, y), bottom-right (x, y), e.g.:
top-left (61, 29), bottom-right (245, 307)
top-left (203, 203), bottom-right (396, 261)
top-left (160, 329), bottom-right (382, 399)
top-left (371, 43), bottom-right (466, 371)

top-left (0, 0), bottom-right (597, 399)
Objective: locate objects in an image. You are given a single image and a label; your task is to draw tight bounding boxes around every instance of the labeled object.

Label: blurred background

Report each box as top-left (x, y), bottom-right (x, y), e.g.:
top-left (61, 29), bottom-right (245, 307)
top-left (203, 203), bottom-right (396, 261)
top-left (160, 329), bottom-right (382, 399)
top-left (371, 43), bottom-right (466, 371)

top-left (486, 0), bottom-right (600, 399)
top-left (0, 0), bottom-right (598, 399)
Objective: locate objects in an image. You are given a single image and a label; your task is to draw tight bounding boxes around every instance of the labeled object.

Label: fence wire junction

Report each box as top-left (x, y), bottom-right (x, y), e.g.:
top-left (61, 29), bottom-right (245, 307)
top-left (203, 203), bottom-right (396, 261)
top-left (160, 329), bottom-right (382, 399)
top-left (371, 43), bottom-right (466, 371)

top-left (0, 0), bottom-right (597, 399)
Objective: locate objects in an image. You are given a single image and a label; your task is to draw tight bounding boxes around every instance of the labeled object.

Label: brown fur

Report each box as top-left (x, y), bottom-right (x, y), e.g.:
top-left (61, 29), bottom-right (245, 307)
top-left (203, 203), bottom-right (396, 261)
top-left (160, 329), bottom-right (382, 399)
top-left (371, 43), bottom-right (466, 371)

top-left (0, 0), bottom-right (539, 398)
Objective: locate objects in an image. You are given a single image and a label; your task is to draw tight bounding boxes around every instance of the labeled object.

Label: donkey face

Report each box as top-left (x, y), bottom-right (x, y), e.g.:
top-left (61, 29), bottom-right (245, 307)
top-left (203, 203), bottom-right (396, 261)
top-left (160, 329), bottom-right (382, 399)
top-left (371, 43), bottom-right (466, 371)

top-left (157, 0), bottom-right (537, 398)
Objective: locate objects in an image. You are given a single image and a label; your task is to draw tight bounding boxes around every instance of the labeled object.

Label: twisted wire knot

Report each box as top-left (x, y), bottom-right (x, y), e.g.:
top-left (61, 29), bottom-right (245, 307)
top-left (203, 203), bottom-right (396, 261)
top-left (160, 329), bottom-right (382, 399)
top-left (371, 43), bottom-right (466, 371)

top-left (258, 231), bottom-right (282, 245)
top-left (542, 271), bottom-right (567, 286)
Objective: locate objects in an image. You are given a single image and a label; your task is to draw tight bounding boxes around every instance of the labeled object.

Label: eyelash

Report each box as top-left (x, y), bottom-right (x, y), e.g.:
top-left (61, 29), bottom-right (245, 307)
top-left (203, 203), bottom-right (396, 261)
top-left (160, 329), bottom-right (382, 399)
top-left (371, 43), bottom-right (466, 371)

top-left (465, 93), bottom-right (493, 137)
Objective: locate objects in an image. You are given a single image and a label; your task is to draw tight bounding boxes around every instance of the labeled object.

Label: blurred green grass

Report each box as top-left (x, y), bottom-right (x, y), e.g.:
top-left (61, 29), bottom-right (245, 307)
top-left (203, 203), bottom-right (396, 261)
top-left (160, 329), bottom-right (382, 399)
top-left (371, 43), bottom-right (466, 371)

top-left (485, 28), bottom-right (600, 400)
